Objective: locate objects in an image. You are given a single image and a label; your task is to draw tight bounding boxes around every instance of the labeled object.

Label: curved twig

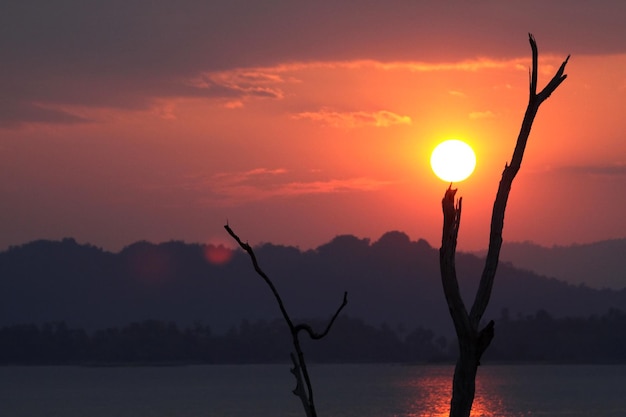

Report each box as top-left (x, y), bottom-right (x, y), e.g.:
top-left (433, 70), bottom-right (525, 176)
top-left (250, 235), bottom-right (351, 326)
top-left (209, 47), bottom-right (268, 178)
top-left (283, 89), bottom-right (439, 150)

top-left (294, 292), bottom-right (348, 340)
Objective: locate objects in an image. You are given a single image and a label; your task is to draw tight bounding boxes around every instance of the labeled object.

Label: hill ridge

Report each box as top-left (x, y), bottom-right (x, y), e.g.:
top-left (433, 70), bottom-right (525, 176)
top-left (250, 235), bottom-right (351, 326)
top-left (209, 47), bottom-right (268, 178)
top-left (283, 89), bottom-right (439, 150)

top-left (1, 233), bottom-right (625, 337)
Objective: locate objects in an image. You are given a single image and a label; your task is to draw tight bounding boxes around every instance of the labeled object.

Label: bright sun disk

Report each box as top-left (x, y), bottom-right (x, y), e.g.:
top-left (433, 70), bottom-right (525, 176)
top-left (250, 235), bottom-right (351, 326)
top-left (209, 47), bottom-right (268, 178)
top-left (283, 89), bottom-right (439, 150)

top-left (430, 139), bottom-right (476, 182)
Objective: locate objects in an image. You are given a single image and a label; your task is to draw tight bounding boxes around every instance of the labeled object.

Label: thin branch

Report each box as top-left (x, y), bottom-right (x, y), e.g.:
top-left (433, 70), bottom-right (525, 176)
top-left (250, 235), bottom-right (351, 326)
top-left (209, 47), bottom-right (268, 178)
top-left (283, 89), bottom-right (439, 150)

top-left (530, 33), bottom-right (538, 97)
top-left (290, 353), bottom-right (313, 417)
top-left (469, 34), bottom-right (570, 326)
top-left (225, 223), bottom-right (348, 417)
top-left (224, 223), bottom-right (295, 329)
top-left (294, 291), bottom-right (348, 340)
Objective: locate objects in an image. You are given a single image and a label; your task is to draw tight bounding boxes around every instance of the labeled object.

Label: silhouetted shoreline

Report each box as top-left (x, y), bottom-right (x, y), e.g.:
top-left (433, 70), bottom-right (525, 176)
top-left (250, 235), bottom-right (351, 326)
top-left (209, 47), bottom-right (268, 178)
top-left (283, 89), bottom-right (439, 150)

top-left (2, 309), bottom-right (625, 366)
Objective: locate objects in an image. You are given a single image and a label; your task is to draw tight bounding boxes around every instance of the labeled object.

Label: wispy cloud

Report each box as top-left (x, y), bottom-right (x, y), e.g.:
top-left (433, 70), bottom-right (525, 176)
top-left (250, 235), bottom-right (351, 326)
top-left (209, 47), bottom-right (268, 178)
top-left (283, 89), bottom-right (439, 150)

top-left (292, 108), bottom-right (411, 128)
top-left (0, 53), bottom-right (563, 127)
top-left (210, 168), bottom-right (289, 186)
top-left (449, 90), bottom-right (466, 98)
top-left (469, 110), bottom-right (496, 120)
top-left (187, 69), bottom-right (287, 104)
top-left (560, 163), bottom-right (626, 177)
top-left (0, 101), bottom-right (91, 128)
top-left (187, 56), bottom-right (536, 113)
top-left (259, 57), bottom-right (536, 74)
top-left (185, 168), bottom-right (392, 206)
top-left (224, 100), bottom-right (244, 109)
top-left (278, 177), bottom-right (391, 194)
top-left (528, 163), bottom-right (626, 178)
top-left (185, 56), bottom-right (539, 112)
top-left (3, 0), bottom-right (619, 129)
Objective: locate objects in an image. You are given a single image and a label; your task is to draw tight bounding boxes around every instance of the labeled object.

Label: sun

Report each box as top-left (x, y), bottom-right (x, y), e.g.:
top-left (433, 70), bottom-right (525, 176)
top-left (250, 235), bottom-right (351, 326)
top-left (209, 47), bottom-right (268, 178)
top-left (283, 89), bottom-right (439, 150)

top-left (430, 139), bottom-right (476, 182)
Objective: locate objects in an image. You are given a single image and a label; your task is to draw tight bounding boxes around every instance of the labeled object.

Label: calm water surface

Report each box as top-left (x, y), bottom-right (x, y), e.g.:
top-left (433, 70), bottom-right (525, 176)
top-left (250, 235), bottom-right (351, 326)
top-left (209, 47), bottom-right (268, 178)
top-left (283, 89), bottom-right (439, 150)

top-left (1, 364), bottom-right (625, 417)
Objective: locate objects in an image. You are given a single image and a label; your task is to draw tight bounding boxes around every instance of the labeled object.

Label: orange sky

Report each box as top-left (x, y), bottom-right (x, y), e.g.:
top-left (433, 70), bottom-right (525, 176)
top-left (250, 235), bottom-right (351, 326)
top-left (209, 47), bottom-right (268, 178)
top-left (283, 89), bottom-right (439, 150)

top-left (1, 2), bottom-right (625, 252)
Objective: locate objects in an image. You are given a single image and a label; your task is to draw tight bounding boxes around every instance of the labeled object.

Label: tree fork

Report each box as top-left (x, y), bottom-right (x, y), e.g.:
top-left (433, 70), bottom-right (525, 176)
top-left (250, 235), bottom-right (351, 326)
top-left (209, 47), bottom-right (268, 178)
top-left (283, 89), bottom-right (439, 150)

top-left (225, 223), bottom-right (348, 417)
top-left (439, 34), bottom-right (569, 417)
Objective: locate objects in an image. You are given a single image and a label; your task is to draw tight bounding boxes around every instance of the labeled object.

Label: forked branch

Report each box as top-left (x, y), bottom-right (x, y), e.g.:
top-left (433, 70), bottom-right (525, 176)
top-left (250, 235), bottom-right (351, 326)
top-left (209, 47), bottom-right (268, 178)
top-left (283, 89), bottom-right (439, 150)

top-left (469, 34), bottom-right (570, 326)
top-left (439, 34), bottom-right (569, 417)
top-left (225, 223), bottom-right (348, 417)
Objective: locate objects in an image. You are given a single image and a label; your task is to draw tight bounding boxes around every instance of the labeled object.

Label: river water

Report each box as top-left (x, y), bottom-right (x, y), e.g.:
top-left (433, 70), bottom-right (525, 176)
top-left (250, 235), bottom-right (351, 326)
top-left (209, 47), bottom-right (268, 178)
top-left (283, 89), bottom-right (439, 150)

top-left (2, 364), bottom-right (625, 416)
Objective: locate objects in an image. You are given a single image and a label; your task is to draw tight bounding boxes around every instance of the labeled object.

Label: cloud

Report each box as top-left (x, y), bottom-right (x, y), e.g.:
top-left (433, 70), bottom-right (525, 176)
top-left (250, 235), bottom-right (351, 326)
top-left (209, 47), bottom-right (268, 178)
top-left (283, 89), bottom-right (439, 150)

top-left (380, 59), bottom-right (523, 73)
top-left (150, 100), bottom-right (179, 120)
top-left (2, 1), bottom-right (622, 127)
top-left (0, 52), bottom-right (576, 127)
top-left (449, 90), bottom-right (466, 98)
top-left (241, 57), bottom-right (533, 75)
top-left (292, 109), bottom-right (411, 128)
top-left (278, 177), bottom-right (392, 195)
top-left (528, 163), bottom-right (626, 178)
top-left (210, 168), bottom-right (289, 187)
top-left (187, 70), bottom-right (286, 100)
top-left (560, 164), bottom-right (626, 177)
top-left (224, 100), bottom-right (244, 109)
top-left (0, 101), bottom-right (91, 128)
top-left (469, 111), bottom-right (496, 120)
top-left (184, 168), bottom-right (391, 206)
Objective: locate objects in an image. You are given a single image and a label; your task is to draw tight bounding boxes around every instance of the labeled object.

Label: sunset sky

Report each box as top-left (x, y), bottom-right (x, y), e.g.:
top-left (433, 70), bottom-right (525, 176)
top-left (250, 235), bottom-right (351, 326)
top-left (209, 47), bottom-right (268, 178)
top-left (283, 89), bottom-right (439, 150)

top-left (1, 1), bottom-right (625, 253)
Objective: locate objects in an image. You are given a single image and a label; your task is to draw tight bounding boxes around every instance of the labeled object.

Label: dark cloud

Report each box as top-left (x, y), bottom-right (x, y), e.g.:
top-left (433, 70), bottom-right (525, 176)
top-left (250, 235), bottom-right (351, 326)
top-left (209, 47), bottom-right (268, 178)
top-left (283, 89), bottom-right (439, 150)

top-left (560, 164), bottom-right (626, 177)
top-left (1, 0), bottom-right (624, 126)
top-left (0, 101), bottom-right (91, 128)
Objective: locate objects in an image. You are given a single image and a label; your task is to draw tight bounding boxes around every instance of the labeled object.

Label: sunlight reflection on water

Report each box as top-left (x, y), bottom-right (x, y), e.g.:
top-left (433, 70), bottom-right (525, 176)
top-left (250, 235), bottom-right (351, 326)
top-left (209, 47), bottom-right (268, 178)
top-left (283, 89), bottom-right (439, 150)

top-left (396, 365), bottom-right (506, 417)
top-left (399, 365), bottom-right (452, 417)
top-left (314, 364), bottom-right (508, 417)
top-left (1, 364), bottom-right (625, 417)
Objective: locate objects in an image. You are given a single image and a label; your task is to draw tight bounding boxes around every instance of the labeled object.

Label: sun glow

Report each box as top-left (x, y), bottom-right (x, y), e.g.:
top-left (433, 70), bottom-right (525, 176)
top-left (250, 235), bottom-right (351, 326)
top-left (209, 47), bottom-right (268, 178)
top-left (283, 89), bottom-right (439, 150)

top-left (430, 139), bottom-right (476, 182)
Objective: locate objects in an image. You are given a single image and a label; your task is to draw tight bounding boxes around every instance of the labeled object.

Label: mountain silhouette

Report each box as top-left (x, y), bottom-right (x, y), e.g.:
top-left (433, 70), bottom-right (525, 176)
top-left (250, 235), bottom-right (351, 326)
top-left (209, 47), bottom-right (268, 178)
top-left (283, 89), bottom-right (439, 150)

top-left (474, 239), bottom-right (626, 289)
top-left (1, 233), bottom-right (625, 338)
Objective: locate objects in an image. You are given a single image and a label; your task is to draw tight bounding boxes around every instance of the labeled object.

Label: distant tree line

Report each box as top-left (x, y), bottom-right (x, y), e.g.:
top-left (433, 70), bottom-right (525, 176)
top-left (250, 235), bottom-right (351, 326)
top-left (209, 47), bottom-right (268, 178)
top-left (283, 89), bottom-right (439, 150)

top-left (0, 316), bottom-right (447, 365)
top-left (486, 307), bottom-right (626, 363)
top-left (1, 309), bottom-right (625, 365)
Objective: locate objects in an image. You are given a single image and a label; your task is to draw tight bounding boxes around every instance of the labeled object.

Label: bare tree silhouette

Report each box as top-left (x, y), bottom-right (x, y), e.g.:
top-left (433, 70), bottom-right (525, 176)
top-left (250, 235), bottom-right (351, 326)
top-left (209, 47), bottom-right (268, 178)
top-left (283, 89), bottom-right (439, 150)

top-left (439, 34), bottom-right (569, 417)
top-left (225, 223), bottom-right (348, 417)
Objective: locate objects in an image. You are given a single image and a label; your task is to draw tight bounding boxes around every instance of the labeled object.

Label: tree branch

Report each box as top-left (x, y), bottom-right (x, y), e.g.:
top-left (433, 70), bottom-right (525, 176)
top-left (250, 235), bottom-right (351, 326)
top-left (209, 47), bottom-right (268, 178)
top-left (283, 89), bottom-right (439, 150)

top-left (439, 35), bottom-right (569, 417)
top-left (294, 291), bottom-right (348, 340)
top-left (290, 353), bottom-right (313, 417)
top-left (439, 186), bottom-right (471, 337)
top-left (225, 223), bottom-right (295, 330)
top-left (469, 34), bottom-right (570, 327)
top-left (225, 223), bottom-right (348, 417)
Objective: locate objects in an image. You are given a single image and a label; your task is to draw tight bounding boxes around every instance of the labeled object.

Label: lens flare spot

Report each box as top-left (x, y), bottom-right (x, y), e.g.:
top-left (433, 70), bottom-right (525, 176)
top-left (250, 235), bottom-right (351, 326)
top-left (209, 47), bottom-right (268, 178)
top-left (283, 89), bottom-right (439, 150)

top-left (204, 244), bottom-right (234, 265)
top-left (125, 243), bottom-right (172, 285)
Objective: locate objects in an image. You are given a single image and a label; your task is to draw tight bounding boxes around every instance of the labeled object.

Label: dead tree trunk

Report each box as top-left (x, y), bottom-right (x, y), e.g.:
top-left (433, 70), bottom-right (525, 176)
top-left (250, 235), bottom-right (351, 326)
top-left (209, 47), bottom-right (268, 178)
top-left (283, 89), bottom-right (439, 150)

top-left (440, 34), bottom-right (569, 417)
